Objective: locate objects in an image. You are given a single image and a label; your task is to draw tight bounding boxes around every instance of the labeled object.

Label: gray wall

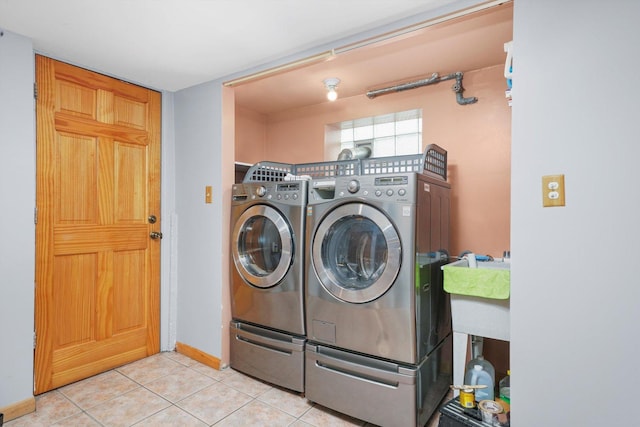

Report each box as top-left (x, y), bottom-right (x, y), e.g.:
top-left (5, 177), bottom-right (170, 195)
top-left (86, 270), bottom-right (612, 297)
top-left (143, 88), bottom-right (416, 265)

top-left (160, 91), bottom-right (178, 352)
top-left (174, 81), bottom-right (224, 356)
top-left (0, 30), bottom-right (35, 407)
top-left (511, 1), bottom-right (640, 425)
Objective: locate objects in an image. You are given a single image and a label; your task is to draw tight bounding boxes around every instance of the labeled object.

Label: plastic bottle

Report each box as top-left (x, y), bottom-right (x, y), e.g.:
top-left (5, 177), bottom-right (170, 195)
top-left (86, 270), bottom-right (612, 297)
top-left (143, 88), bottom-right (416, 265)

top-left (464, 355), bottom-right (495, 388)
top-left (464, 356), bottom-right (495, 402)
top-left (499, 370), bottom-right (510, 404)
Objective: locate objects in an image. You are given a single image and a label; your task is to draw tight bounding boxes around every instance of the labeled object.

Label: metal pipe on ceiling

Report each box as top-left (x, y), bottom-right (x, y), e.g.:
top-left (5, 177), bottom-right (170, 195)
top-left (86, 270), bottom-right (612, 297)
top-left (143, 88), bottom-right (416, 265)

top-left (366, 71), bottom-right (478, 105)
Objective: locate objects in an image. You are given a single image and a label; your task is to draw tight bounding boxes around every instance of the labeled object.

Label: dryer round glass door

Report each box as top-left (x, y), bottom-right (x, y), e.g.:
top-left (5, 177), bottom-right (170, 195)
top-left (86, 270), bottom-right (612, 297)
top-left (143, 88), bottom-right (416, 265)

top-left (232, 205), bottom-right (293, 288)
top-left (312, 203), bottom-right (401, 303)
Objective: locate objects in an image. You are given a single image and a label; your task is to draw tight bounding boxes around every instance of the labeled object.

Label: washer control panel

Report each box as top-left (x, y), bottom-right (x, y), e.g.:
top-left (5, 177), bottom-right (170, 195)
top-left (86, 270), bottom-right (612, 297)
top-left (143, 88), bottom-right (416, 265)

top-left (331, 174), bottom-right (414, 202)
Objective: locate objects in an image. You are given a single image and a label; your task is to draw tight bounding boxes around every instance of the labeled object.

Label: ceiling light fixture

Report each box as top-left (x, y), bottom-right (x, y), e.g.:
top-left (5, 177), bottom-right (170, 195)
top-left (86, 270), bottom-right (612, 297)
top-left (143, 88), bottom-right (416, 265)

top-left (323, 77), bottom-right (340, 101)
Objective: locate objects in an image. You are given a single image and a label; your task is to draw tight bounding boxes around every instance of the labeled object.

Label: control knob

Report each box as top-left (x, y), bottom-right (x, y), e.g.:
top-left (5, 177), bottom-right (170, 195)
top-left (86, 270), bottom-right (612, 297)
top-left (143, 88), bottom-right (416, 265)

top-left (255, 186), bottom-right (267, 197)
top-left (347, 179), bottom-right (360, 194)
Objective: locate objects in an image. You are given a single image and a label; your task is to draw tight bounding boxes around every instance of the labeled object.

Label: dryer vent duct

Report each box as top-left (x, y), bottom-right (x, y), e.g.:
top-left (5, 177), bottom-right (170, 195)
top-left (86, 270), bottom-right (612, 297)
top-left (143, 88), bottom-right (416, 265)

top-left (366, 72), bottom-right (478, 105)
top-left (337, 146), bottom-right (372, 161)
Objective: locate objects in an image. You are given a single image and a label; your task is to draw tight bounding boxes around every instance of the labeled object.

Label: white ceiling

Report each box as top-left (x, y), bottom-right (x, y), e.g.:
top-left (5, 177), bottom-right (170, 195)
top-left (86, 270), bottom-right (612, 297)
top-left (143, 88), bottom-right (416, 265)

top-left (0, 0), bottom-right (463, 92)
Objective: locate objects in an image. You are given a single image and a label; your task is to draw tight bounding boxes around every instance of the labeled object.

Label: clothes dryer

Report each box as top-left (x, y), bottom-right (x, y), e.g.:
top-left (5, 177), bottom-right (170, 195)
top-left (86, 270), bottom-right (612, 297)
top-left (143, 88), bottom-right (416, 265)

top-left (229, 180), bottom-right (307, 392)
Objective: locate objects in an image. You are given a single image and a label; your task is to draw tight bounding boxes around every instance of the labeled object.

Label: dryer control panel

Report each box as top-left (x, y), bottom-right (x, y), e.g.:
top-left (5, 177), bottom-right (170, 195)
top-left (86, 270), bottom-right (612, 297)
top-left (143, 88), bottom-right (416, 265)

top-left (232, 181), bottom-right (307, 206)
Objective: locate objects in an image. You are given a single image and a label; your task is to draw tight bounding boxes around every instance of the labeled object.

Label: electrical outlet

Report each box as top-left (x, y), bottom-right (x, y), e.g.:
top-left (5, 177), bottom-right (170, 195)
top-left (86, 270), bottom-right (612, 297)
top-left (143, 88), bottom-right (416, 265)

top-left (542, 174), bottom-right (565, 207)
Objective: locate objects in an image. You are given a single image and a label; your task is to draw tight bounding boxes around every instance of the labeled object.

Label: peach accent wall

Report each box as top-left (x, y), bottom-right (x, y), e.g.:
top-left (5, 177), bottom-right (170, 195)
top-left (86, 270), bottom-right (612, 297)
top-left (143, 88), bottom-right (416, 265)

top-left (235, 105), bottom-right (267, 165)
top-left (221, 85), bottom-right (236, 365)
top-left (236, 65), bottom-right (511, 258)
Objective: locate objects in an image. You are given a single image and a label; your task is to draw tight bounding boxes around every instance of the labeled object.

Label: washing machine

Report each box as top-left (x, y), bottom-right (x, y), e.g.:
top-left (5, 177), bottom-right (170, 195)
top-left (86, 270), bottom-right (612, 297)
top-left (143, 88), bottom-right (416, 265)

top-left (304, 171), bottom-right (453, 426)
top-left (306, 172), bottom-right (451, 363)
top-left (229, 179), bottom-right (307, 392)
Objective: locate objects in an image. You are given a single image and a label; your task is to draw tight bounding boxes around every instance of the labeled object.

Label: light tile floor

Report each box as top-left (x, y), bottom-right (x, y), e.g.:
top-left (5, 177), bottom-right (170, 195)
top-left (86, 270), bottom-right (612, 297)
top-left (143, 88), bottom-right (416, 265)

top-left (6, 351), bottom-right (447, 426)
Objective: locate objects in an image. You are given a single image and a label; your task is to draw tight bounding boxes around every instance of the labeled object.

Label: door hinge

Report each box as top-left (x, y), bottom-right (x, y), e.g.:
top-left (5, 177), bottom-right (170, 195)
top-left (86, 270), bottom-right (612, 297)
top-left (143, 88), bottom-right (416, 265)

top-left (33, 332), bottom-right (37, 349)
top-left (34, 82), bottom-right (38, 100)
top-left (34, 207), bottom-right (38, 225)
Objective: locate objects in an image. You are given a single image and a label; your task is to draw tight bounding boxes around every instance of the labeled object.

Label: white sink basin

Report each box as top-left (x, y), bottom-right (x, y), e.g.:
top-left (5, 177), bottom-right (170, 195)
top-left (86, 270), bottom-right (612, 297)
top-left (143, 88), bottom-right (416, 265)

top-left (442, 258), bottom-right (510, 300)
top-left (442, 257), bottom-right (511, 395)
top-left (442, 257), bottom-right (510, 340)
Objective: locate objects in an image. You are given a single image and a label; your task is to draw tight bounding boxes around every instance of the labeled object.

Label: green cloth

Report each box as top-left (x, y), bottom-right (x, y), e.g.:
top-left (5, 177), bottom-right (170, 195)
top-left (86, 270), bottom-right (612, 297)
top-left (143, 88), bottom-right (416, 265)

top-left (443, 265), bottom-right (510, 299)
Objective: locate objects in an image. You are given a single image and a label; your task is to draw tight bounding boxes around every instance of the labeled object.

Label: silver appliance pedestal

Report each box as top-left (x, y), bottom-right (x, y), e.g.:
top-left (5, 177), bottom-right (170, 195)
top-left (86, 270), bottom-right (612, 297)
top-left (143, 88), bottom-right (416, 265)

top-left (230, 321), bottom-right (305, 393)
top-left (305, 333), bottom-right (452, 427)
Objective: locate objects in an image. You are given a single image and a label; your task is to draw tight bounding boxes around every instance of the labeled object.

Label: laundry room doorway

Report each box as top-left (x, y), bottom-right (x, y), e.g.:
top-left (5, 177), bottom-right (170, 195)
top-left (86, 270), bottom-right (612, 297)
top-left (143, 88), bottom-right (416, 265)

top-left (34, 56), bottom-right (162, 394)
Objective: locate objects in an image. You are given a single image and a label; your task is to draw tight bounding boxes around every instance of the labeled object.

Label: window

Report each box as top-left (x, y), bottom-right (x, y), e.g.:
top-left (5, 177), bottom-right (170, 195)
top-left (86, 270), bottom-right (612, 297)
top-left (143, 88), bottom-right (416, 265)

top-left (325, 109), bottom-right (422, 159)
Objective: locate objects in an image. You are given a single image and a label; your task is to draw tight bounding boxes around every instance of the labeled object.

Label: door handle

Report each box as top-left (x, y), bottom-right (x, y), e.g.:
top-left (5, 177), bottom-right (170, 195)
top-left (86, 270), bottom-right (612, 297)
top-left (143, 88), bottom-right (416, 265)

top-left (150, 231), bottom-right (163, 240)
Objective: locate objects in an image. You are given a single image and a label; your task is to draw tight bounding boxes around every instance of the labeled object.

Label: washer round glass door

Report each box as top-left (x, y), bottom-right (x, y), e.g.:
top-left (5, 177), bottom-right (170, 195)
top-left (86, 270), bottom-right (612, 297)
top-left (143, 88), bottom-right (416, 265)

top-left (312, 203), bottom-right (401, 303)
top-left (232, 205), bottom-right (293, 288)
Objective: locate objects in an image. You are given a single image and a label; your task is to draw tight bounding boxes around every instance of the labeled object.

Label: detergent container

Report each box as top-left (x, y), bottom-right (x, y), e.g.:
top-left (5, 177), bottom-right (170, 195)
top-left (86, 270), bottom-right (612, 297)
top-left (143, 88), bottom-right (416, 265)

top-left (464, 356), bottom-right (495, 402)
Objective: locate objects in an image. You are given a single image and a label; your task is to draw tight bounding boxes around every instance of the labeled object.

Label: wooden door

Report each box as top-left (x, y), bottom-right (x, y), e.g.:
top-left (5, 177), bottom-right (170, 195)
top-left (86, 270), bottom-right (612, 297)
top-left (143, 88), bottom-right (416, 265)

top-left (34, 56), bottom-right (161, 394)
